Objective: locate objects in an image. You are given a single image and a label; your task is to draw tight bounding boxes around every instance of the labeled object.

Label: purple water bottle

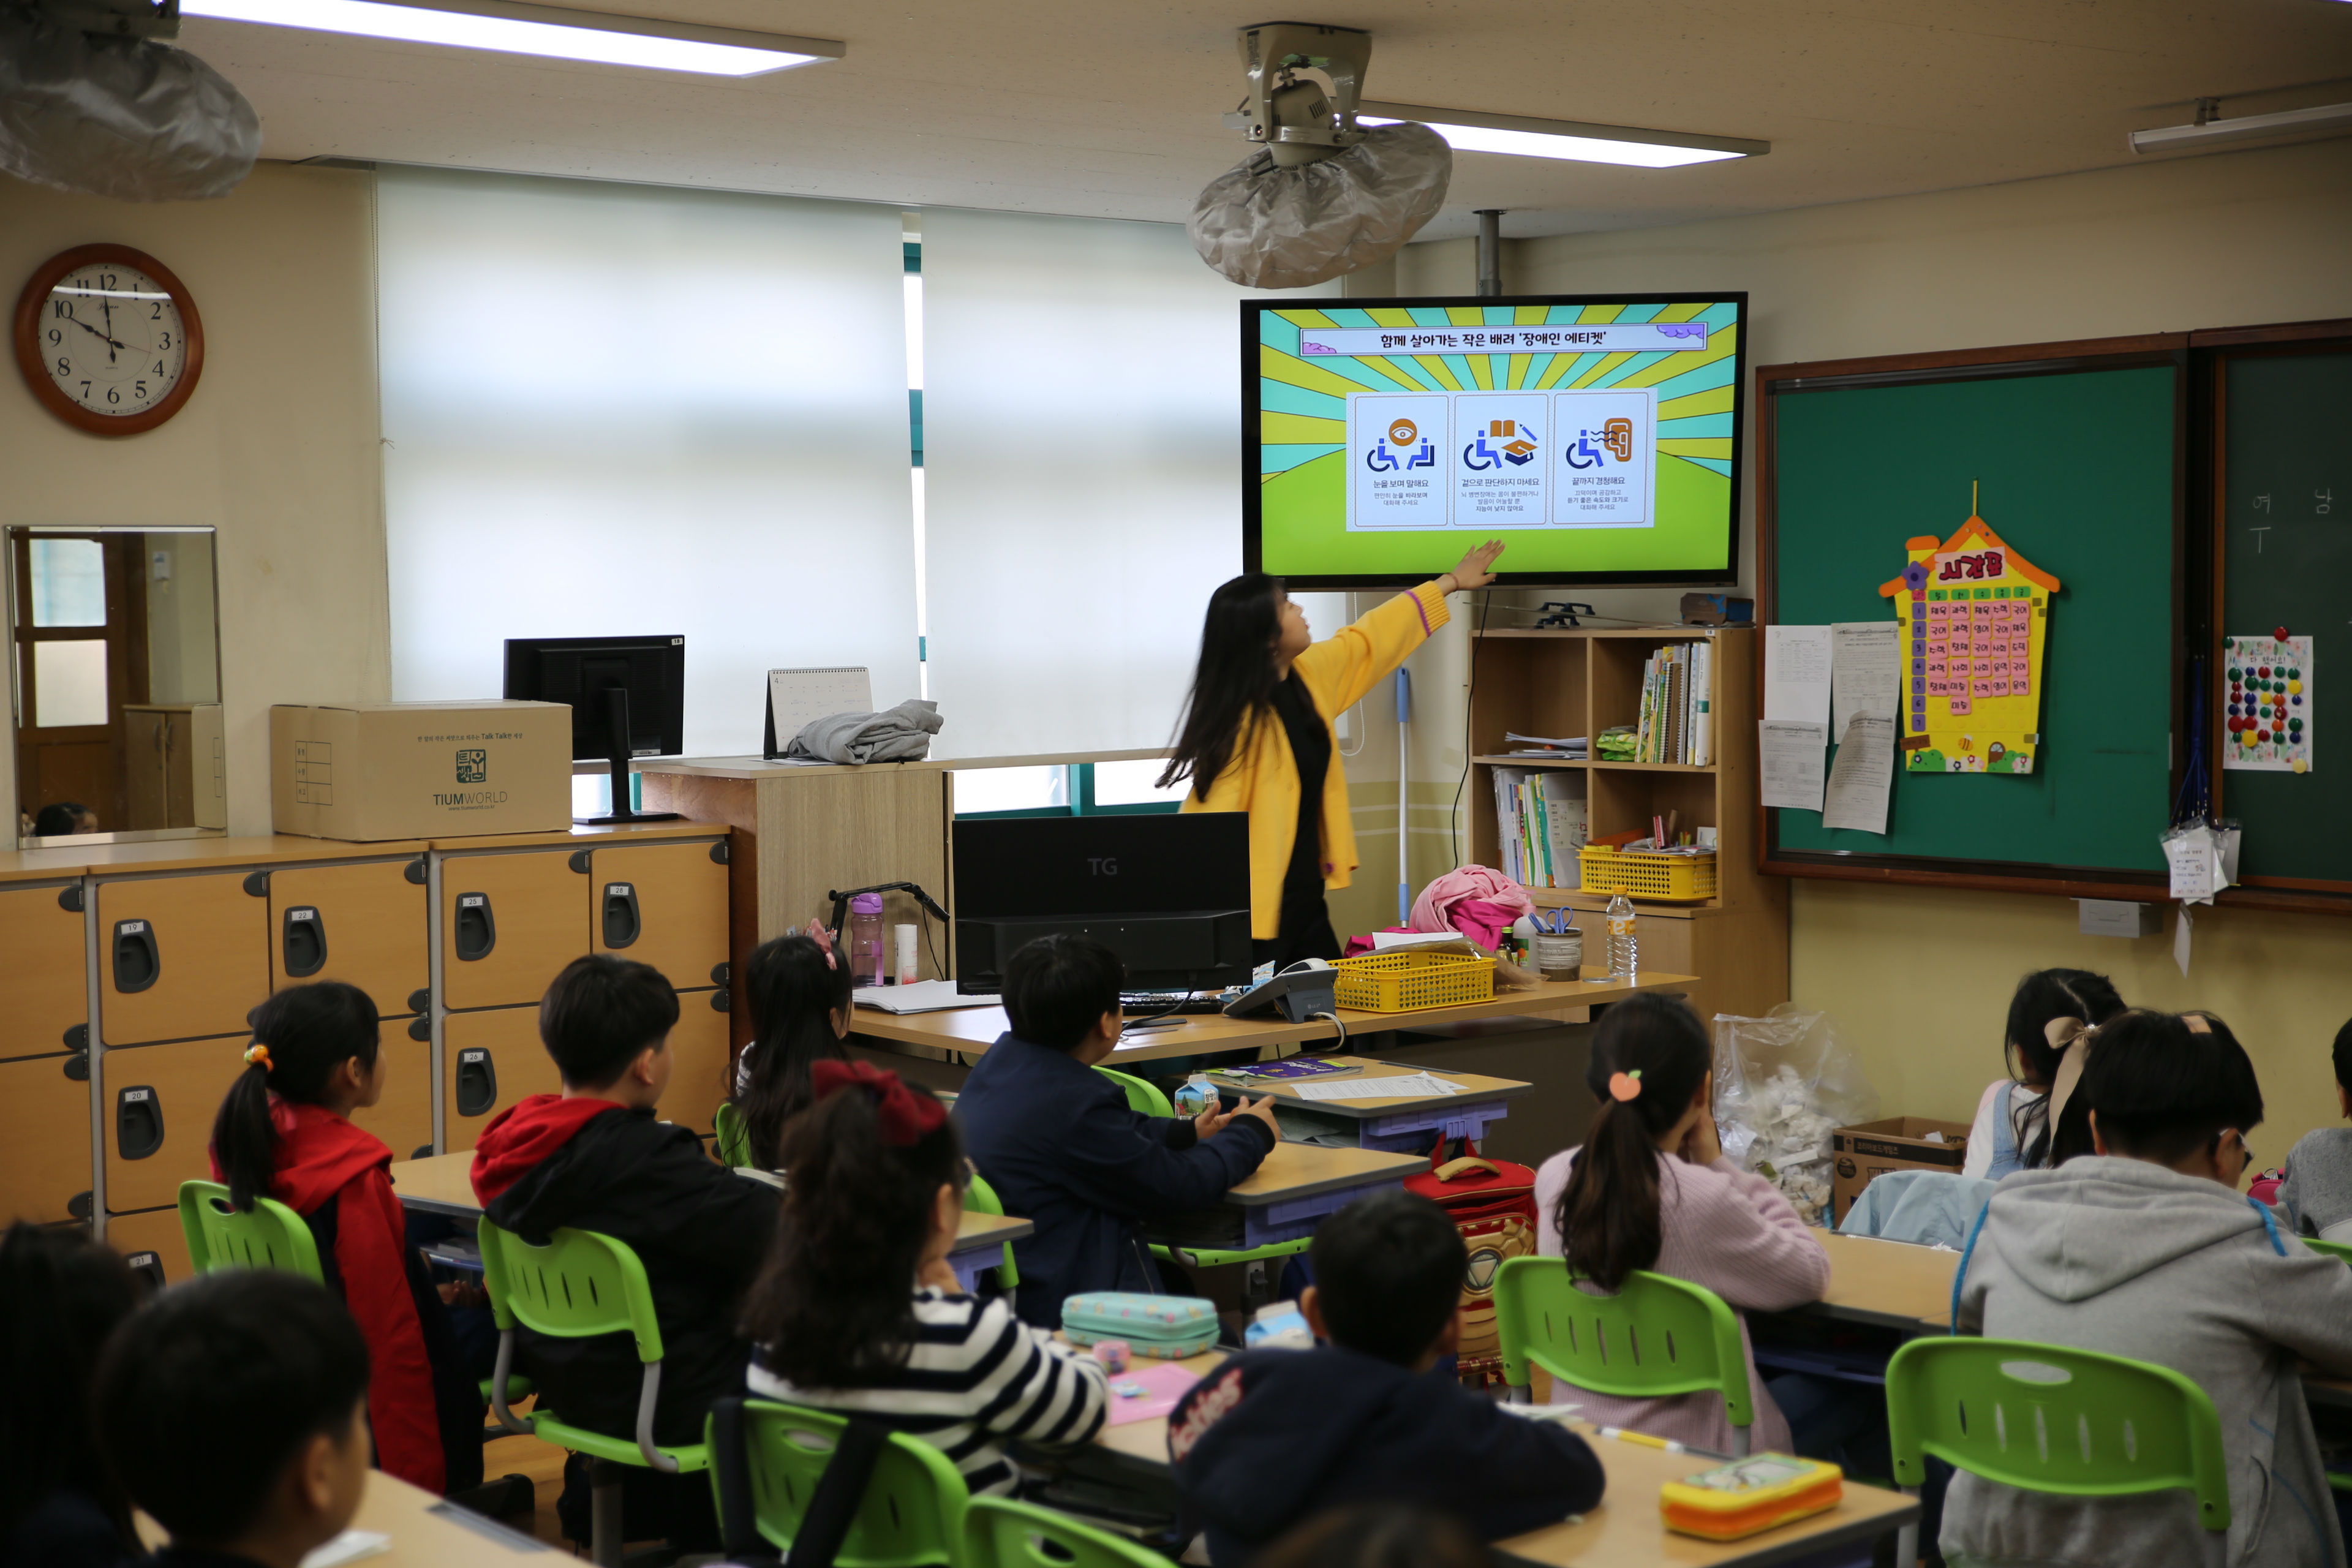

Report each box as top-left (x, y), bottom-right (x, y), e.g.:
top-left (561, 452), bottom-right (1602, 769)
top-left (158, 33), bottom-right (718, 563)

top-left (849, 892), bottom-right (886, 986)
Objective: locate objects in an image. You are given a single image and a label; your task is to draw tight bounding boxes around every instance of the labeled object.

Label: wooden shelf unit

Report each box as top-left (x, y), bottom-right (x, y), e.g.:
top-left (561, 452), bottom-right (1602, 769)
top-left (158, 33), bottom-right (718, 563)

top-left (1468, 625), bottom-right (1789, 1022)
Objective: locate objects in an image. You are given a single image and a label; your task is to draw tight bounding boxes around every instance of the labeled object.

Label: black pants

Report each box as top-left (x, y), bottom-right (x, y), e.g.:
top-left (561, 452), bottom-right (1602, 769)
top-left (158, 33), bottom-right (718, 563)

top-left (1253, 895), bottom-right (1341, 971)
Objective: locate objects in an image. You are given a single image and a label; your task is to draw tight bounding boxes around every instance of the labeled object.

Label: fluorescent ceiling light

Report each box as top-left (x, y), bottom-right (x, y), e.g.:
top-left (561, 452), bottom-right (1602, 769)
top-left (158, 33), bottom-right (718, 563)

top-left (1357, 100), bottom-right (1766, 168)
top-left (2129, 100), bottom-right (2352, 154)
top-left (182, 0), bottom-right (843, 75)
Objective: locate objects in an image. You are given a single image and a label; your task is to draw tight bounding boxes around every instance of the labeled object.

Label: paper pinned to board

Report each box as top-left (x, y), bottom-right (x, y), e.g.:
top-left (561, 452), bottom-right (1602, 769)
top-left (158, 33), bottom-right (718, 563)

top-left (1830, 623), bottom-right (1902, 739)
top-left (1759, 720), bottom-right (1828, 812)
top-left (1822, 714), bottom-right (1895, 835)
top-left (1765, 625), bottom-right (1833, 725)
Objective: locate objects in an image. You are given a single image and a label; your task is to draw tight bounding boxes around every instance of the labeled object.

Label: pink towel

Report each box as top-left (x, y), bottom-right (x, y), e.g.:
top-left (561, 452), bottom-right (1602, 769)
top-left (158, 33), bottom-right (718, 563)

top-left (1409, 867), bottom-right (1534, 951)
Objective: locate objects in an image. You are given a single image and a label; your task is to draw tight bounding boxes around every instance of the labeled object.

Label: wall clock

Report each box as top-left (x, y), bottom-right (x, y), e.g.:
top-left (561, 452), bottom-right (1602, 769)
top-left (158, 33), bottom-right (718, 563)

top-left (13, 244), bottom-right (205, 437)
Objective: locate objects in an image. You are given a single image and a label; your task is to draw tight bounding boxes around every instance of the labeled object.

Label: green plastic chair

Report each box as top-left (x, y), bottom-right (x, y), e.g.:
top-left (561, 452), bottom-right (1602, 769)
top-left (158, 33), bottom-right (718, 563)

top-left (178, 1179), bottom-right (323, 1281)
top-left (478, 1220), bottom-right (709, 1566)
top-left (964, 1171), bottom-right (1020, 1289)
top-left (1092, 1065), bottom-right (1312, 1276)
top-left (1491, 1255), bottom-right (1754, 1455)
top-left (962, 1494), bottom-right (1168, 1568)
top-left (707, 1398), bottom-right (968, 1567)
top-left (714, 1099), bottom-right (752, 1169)
top-left (1886, 1336), bottom-right (2231, 1568)
top-left (2305, 1236), bottom-right (2352, 1267)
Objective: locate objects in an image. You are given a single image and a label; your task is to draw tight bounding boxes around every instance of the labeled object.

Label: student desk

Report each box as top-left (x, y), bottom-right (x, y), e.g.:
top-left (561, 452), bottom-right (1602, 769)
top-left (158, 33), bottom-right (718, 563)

top-left (139, 1471), bottom-right (553, 1561)
top-left (1807, 1232), bottom-right (1960, 1333)
top-left (1213, 1055), bottom-right (1532, 1152)
top-left (1156, 1142), bottom-right (1427, 1252)
top-left (850, 973), bottom-right (1701, 1068)
top-left (386, 1152), bottom-right (1035, 1290)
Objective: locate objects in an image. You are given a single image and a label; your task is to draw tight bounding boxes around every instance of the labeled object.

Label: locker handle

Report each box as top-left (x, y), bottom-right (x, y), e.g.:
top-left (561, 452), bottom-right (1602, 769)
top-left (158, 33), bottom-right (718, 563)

top-left (124, 1253), bottom-right (165, 1291)
top-left (407, 1016), bottom-right (431, 1042)
top-left (454, 1047), bottom-right (499, 1117)
top-left (453, 892), bottom-right (496, 962)
top-left (112, 920), bottom-right (160, 994)
top-left (116, 1085), bottom-right (164, 1160)
top-left (282, 906), bottom-right (328, 978)
top-left (602, 882), bottom-right (641, 949)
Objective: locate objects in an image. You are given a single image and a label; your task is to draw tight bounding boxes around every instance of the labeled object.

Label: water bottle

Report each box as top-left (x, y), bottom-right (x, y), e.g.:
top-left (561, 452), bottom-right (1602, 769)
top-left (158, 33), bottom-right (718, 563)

top-left (848, 892), bottom-right (886, 987)
top-left (1605, 894), bottom-right (1638, 980)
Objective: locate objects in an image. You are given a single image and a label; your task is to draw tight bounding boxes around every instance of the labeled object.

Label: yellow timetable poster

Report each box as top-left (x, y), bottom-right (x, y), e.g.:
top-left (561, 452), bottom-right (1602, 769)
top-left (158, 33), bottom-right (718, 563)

top-left (1879, 513), bottom-right (2060, 774)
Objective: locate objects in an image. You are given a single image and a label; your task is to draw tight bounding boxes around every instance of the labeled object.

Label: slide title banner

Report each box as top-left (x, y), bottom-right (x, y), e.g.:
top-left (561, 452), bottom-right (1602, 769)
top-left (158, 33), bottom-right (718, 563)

top-left (1300, 322), bottom-right (1710, 357)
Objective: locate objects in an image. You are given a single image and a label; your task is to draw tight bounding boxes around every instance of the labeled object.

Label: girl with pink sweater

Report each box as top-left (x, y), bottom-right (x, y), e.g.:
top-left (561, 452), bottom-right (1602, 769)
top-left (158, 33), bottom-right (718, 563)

top-left (1534, 994), bottom-right (1830, 1453)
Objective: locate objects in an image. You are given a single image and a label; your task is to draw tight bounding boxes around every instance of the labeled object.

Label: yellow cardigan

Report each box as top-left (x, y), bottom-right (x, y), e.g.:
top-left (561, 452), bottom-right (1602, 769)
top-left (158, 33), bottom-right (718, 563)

top-left (1181, 583), bottom-right (1452, 939)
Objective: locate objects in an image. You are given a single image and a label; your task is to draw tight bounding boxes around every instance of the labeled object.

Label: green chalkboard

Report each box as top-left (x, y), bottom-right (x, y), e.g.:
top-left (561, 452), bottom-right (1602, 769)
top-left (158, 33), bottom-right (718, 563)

top-left (2218, 350), bottom-right (2352, 884)
top-left (1765, 364), bottom-right (2179, 878)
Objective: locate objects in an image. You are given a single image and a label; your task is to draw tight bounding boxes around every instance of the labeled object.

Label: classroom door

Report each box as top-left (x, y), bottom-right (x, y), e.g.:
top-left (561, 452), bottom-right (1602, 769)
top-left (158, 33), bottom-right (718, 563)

top-left (9, 532), bottom-right (142, 832)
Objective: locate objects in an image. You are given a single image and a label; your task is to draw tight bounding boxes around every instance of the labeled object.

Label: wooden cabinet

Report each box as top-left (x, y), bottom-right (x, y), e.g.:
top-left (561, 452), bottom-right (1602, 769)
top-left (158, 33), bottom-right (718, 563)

top-left (121, 704), bottom-right (221, 832)
top-left (440, 850), bottom-right (588, 1011)
top-left (0, 878), bottom-right (88, 1058)
top-left (268, 856), bottom-right (430, 1019)
top-left (107, 1205), bottom-right (192, 1291)
top-left (96, 872), bottom-right (268, 1045)
top-left (99, 1033), bottom-right (248, 1213)
top-left (349, 1027), bottom-right (434, 1161)
top-left (665, 989), bottom-right (733, 1139)
top-left (591, 839), bottom-right (729, 991)
top-left (441, 1005), bottom-right (565, 1153)
top-left (0, 1050), bottom-right (92, 1224)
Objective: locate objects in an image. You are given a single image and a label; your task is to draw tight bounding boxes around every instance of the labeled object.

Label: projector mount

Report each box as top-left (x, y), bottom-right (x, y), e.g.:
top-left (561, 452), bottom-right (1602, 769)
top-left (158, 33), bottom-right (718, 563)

top-left (1223, 20), bottom-right (1371, 168)
top-left (36, 0), bottom-right (179, 39)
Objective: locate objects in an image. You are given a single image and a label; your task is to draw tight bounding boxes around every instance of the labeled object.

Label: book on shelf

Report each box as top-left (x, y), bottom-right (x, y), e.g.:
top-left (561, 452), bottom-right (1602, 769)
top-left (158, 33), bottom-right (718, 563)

top-left (1491, 766), bottom-right (1586, 889)
top-left (1628, 642), bottom-right (1715, 766)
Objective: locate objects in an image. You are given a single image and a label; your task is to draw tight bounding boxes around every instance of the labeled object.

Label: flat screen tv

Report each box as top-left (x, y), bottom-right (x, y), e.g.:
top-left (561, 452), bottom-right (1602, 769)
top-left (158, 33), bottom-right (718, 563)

top-left (1244, 293), bottom-right (1747, 589)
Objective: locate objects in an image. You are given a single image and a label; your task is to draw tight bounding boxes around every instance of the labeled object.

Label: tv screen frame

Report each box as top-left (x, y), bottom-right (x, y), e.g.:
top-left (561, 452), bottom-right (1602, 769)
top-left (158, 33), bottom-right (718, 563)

top-left (1241, 292), bottom-right (1749, 590)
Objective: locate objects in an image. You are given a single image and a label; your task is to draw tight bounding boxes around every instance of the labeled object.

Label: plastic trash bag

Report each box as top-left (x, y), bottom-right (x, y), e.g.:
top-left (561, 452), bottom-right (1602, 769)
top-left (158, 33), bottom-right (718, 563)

top-left (0, 6), bottom-right (260, 202)
top-left (1188, 122), bottom-right (1450, 290)
top-left (1712, 1005), bottom-right (1879, 1227)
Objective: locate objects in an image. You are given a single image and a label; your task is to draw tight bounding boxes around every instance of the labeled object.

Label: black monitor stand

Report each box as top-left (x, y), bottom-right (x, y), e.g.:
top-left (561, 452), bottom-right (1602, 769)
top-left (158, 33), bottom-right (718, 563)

top-left (578, 686), bottom-right (680, 826)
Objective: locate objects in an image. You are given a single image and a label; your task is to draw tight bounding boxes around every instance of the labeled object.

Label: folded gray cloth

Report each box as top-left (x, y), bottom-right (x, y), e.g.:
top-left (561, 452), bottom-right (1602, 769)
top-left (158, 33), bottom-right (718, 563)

top-left (785, 699), bottom-right (943, 764)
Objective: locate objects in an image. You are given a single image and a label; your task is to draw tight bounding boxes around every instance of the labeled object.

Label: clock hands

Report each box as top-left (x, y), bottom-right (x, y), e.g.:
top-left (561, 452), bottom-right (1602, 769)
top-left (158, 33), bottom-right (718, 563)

top-left (69, 316), bottom-right (128, 358)
top-left (100, 294), bottom-right (117, 363)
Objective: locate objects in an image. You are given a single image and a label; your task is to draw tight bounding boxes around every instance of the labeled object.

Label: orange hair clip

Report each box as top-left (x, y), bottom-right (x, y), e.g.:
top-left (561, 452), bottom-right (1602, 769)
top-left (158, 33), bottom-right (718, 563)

top-left (243, 1043), bottom-right (273, 1071)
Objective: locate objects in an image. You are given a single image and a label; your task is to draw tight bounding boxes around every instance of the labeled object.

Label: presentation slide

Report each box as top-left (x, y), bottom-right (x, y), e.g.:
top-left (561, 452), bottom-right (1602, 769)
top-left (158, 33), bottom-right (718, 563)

top-left (1247, 297), bottom-right (1745, 586)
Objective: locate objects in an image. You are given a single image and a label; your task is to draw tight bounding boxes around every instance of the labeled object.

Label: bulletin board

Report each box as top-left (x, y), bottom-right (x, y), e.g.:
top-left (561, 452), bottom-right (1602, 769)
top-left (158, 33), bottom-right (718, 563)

top-left (1756, 336), bottom-right (2185, 897)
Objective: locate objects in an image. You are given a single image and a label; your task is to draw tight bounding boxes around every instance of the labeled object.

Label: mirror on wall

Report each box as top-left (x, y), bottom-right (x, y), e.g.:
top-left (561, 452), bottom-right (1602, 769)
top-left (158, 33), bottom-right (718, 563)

top-left (9, 526), bottom-right (225, 846)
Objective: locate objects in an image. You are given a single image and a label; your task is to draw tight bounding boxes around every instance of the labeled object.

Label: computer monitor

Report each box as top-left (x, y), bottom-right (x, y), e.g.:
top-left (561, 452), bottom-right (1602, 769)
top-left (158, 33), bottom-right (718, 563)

top-left (951, 813), bottom-right (1253, 994)
top-left (502, 634), bottom-right (685, 825)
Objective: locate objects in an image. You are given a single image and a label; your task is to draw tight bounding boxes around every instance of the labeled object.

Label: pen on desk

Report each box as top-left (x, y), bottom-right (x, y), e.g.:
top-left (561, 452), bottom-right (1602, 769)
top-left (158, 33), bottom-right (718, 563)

top-left (1596, 1426), bottom-right (1686, 1453)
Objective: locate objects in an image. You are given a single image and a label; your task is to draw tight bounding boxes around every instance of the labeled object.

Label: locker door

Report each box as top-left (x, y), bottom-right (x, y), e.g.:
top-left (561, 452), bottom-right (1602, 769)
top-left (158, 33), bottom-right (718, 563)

top-left (664, 989), bottom-right (733, 1139)
top-left (107, 1205), bottom-right (193, 1291)
top-left (440, 851), bottom-right (589, 1011)
top-left (0, 1051), bottom-right (93, 1224)
top-left (0, 881), bottom-right (89, 1058)
top-left (590, 839), bottom-right (729, 990)
top-left (100, 1034), bottom-right (248, 1213)
top-left (442, 1005), bottom-right (565, 1153)
top-left (96, 873), bottom-right (268, 1046)
top-left (270, 858), bottom-right (431, 1020)
top-left (349, 1027), bottom-right (434, 1161)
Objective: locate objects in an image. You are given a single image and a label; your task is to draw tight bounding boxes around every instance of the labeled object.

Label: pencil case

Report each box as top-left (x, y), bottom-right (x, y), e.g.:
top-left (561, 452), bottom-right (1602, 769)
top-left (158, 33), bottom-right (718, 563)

top-left (1060, 1293), bottom-right (1219, 1359)
top-left (1660, 1453), bottom-right (1843, 1540)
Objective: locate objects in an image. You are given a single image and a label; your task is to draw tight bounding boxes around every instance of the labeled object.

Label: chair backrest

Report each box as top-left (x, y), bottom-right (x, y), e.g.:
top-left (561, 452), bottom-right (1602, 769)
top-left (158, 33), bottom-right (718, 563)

top-left (477, 1219), bottom-right (665, 1364)
top-left (963, 1172), bottom-right (1019, 1288)
top-left (177, 1180), bottom-right (324, 1283)
top-left (1885, 1337), bottom-right (2231, 1532)
top-left (719, 1399), bottom-right (970, 1568)
top-left (714, 1099), bottom-right (752, 1169)
top-left (1491, 1255), bottom-right (1752, 1428)
top-left (2305, 1237), bottom-right (2352, 1267)
top-left (1093, 1066), bottom-right (1173, 1118)
top-left (962, 1495), bottom-right (1168, 1568)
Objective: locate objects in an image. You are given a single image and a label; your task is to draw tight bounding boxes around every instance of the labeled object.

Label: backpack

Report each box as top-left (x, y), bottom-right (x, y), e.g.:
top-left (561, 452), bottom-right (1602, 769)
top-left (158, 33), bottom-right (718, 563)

top-left (1403, 1138), bottom-right (1538, 1388)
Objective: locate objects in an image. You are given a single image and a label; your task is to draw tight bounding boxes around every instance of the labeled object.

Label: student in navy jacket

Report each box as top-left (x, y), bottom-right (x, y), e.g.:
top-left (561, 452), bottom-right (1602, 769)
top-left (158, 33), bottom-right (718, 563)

top-left (955, 934), bottom-right (1280, 1325)
top-left (1170, 1191), bottom-right (1605, 1566)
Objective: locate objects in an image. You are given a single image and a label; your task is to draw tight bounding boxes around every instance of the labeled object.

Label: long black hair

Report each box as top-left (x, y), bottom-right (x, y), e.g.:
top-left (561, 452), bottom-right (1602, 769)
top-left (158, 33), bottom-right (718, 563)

top-left (1158, 573), bottom-right (1285, 798)
top-left (0, 1222), bottom-right (143, 1551)
top-left (211, 981), bottom-right (380, 1210)
top-left (2003, 968), bottom-right (2124, 1169)
top-left (737, 933), bottom-right (855, 1169)
top-left (739, 1078), bottom-right (965, 1387)
top-left (1553, 993), bottom-right (1713, 1291)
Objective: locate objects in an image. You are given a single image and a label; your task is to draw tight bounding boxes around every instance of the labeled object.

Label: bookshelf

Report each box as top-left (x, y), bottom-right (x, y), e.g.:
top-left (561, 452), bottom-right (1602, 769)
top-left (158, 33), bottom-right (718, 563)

top-left (1468, 625), bottom-right (1789, 1023)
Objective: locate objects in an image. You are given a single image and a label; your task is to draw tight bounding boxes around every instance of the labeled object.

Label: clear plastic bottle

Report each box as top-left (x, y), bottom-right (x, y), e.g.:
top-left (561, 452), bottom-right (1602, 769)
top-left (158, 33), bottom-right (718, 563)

top-left (848, 892), bottom-right (886, 987)
top-left (1605, 894), bottom-right (1638, 980)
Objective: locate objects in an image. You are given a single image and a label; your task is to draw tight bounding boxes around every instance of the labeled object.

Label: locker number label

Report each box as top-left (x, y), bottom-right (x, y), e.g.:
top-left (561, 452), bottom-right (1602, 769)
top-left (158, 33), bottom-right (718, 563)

top-left (123, 921), bottom-right (146, 933)
top-left (461, 1050), bottom-right (487, 1064)
top-left (606, 883), bottom-right (631, 896)
top-left (124, 1088), bottom-right (151, 1102)
top-left (460, 895), bottom-right (484, 908)
top-left (290, 908), bottom-right (316, 921)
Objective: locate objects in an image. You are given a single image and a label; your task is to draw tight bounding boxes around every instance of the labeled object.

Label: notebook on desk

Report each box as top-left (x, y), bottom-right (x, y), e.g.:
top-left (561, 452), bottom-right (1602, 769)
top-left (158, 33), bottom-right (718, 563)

top-left (854, 979), bottom-right (1000, 1014)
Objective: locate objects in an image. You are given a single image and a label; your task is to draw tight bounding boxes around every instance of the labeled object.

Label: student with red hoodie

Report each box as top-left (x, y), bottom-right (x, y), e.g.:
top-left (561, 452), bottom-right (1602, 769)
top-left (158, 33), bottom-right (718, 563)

top-left (208, 982), bottom-right (483, 1497)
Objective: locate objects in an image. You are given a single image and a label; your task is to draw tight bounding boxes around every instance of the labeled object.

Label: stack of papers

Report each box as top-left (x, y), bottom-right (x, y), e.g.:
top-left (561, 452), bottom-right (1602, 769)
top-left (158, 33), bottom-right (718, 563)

top-left (1291, 1072), bottom-right (1461, 1102)
top-left (853, 980), bottom-right (998, 1014)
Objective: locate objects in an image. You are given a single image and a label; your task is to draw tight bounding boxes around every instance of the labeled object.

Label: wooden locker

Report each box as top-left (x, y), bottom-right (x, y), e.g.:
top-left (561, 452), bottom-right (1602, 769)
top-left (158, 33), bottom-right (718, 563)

top-left (439, 850), bottom-right (588, 1011)
top-left (96, 872), bottom-right (268, 1046)
top-left (590, 839), bottom-right (730, 991)
top-left (0, 1051), bottom-right (93, 1224)
top-left (100, 1034), bottom-right (248, 1213)
top-left (665, 989), bottom-right (733, 1139)
top-left (107, 1205), bottom-right (192, 1291)
top-left (349, 1027), bottom-right (434, 1161)
top-left (0, 880), bottom-right (88, 1059)
top-left (269, 857), bottom-right (431, 1019)
top-left (442, 1005), bottom-right (565, 1153)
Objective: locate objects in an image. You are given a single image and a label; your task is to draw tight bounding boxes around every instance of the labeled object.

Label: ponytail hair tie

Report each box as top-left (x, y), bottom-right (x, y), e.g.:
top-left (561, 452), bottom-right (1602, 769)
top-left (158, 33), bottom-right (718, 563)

top-left (243, 1043), bottom-right (273, 1071)
top-left (802, 919), bottom-right (838, 971)
top-left (810, 1059), bottom-right (945, 1147)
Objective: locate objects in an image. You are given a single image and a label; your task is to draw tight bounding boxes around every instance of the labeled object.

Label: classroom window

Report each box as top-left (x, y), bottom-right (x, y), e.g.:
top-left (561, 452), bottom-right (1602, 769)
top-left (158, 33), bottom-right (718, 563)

top-left (29, 538), bottom-right (105, 627)
top-left (1086, 758), bottom-right (1185, 813)
top-left (952, 762), bottom-right (1180, 819)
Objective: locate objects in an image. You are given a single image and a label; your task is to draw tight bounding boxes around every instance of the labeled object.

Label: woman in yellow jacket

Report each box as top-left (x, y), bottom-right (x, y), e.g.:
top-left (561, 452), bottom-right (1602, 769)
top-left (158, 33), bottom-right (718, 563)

top-left (1161, 541), bottom-right (1506, 967)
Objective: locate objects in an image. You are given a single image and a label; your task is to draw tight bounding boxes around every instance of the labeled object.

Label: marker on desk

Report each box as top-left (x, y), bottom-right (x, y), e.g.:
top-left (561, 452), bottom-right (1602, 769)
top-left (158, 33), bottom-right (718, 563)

top-left (1598, 1427), bottom-right (1686, 1454)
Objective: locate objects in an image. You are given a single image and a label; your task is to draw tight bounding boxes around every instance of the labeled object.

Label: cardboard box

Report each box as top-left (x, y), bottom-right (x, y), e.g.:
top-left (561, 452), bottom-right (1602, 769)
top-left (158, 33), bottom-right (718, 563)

top-left (1831, 1115), bottom-right (1971, 1223)
top-left (271, 701), bottom-right (572, 842)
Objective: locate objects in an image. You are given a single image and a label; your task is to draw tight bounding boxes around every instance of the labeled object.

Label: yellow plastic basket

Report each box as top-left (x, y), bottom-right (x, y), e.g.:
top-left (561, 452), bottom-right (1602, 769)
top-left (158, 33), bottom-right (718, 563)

top-left (1577, 845), bottom-right (1719, 902)
top-left (1333, 949), bottom-right (1497, 1012)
